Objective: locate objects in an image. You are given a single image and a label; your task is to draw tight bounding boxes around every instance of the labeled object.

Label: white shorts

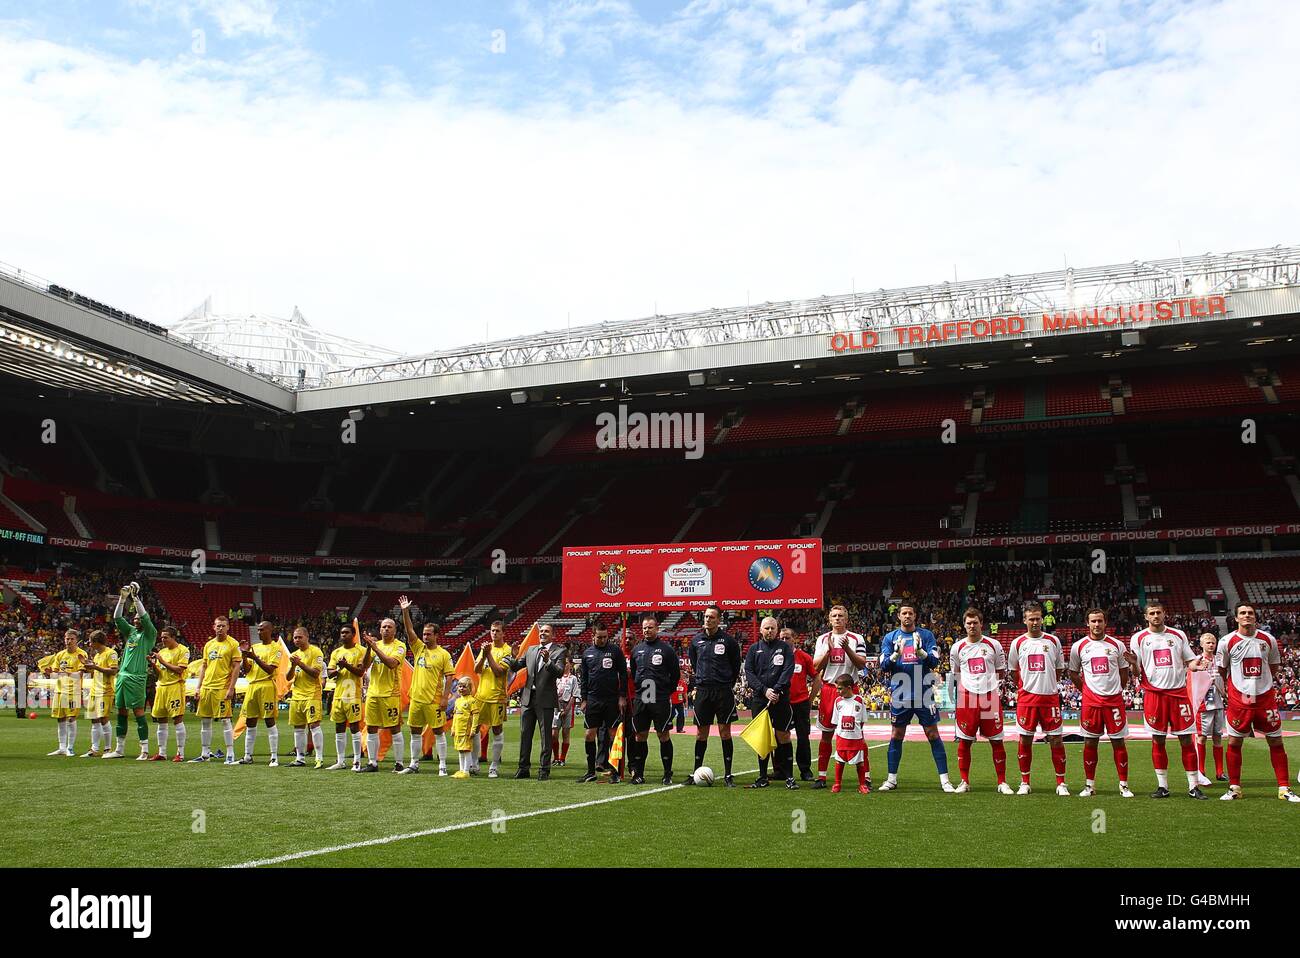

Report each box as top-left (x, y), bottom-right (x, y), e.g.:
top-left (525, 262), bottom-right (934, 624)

top-left (1198, 709), bottom-right (1225, 737)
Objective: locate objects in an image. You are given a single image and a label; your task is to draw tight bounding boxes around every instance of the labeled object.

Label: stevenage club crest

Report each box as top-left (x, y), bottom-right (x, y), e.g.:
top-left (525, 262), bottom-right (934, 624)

top-left (599, 562), bottom-right (628, 596)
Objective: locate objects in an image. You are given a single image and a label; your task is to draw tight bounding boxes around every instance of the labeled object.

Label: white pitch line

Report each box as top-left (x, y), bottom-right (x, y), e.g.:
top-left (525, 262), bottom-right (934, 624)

top-left (229, 742), bottom-right (892, 868)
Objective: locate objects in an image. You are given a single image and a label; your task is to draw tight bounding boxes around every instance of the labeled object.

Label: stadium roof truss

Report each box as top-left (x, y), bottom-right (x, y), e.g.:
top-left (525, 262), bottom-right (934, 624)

top-left (321, 246), bottom-right (1300, 389)
top-left (2, 246), bottom-right (1299, 413)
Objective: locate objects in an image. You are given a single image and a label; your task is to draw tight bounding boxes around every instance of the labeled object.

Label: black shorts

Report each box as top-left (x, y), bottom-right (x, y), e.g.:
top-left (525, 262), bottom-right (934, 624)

top-left (693, 686), bottom-right (735, 729)
top-left (753, 697), bottom-right (794, 733)
top-left (633, 698), bottom-right (672, 735)
top-left (583, 697), bottom-right (621, 730)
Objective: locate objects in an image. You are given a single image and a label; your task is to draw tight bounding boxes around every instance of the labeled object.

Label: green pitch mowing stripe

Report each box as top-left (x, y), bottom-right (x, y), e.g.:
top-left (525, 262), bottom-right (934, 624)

top-left (2, 715), bottom-right (1297, 868)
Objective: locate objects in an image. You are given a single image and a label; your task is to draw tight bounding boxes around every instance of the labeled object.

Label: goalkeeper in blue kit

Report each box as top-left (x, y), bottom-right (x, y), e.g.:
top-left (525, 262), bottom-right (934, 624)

top-left (878, 604), bottom-right (954, 792)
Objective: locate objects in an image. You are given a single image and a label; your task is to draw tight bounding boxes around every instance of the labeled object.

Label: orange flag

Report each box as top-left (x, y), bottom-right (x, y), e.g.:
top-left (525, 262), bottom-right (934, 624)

top-left (507, 622), bottom-right (541, 696)
top-left (453, 641), bottom-right (478, 692)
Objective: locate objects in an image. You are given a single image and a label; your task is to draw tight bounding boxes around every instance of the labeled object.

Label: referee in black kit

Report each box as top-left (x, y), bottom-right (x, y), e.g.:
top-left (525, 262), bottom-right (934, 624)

top-left (629, 614), bottom-right (681, 785)
top-left (743, 616), bottom-right (797, 788)
top-left (688, 605), bottom-right (742, 787)
top-left (577, 622), bottom-right (627, 783)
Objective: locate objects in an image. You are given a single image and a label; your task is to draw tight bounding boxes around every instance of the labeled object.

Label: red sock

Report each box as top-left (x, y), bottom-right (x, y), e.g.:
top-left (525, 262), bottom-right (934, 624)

top-left (856, 763), bottom-right (867, 788)
top-left (1017, 740), bottom-right (1032, 784)
top-left (834, 761), bottom-right (844, 788)
top-left (1113, 741), bottom-right (1129, 780)
top-left (1050, 740), bottom-right (1066, 784)
top-left (1213, 745), bottom-right (1224, 777)
top-left (1151, 737), bottom-right (1168, 771)
top-left (1179, 739), bottom-right (1198, 774)
top-left (991, 741), bottom-right (1007, 784)
top-left (1196, 737), bottom-right (1206, 775)
top-left (480, 728), bottom-right (489, 761)
top-left (1227, 744), bottom-right (1243, 786)
top-left (552, 739), bottom-right (560, 762)
top-left (562, 740), bottom-right (570, 761)
top-left (1268, 740), bottom-right (1290, 787)
top-left (1082, 739), bottom-right (1098, 781)
top-left (817, 735), bottom-right (833, 778)
top-left (957, 739), bottom-right (971, 783)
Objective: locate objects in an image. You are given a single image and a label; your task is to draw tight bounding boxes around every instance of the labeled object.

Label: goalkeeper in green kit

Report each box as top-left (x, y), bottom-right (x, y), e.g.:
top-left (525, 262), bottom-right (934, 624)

top-left (102, 582), bottom-right (156, 760)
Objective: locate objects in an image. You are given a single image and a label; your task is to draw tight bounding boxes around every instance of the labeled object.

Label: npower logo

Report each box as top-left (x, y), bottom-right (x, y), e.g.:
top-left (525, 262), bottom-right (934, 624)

top-left (49, 888), bottom-right (151, 938)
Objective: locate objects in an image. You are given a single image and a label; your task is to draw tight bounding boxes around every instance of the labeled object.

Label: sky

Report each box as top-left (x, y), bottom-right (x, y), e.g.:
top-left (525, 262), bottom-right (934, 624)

top-left (0, 0), bottom-right (1295, 357)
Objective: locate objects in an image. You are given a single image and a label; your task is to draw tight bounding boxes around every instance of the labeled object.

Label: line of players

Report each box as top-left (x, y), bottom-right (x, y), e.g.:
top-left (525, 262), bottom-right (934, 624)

top-left (38, 587), bottom-right (1300, 801)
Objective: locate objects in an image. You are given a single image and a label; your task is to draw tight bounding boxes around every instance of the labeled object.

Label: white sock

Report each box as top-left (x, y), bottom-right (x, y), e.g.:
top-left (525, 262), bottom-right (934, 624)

top-left (391, 731), bottom-right (404, 765)
top-left (367, 732), bottom-right (380, 765)
top-left (410, 731), bottom-right (421, 766)
top-left (1186, 770), bottom-right (1199, 790)
top-left (491, 732), bottom-right (504, 767)
top-left (91, 723), bottom-right (100, 752)
top-left (887, 773), bottom-right (898, 784)
top-left (1156, 768), bottom-right (1169, 789)
top-left (245, 726), bottom-right (258, 759)
top-left (57, 721), bottom-right (67, 751)
top-left (222, 719), bottom-right (234, 751)
top-left (336, 732), bottom-right (347, 760)
top-left (460, 752), bottom-right (469, 772)
top-left (352, 732), bottom-right (362, 761)
top-left (435, 733), bottom-right (447, 765)
top-left (67, 720), bottom-right (77, 751)
top-left (1086, 778), bottom-right (1095, 787)
top-left (107, 725), bottom-right (116, 751)
top-left (939, 772), bottom-right (950, 786)
top-left (311, 726), bottom-right (324, 759)
top-left (157, 723), bottom-right (169, 755)
top-left (294, 728), bottom-right (307, 758)
top-left (175, 723), bottom-right (186, 756)
top-left (200, 718), bottom-right (213, 755)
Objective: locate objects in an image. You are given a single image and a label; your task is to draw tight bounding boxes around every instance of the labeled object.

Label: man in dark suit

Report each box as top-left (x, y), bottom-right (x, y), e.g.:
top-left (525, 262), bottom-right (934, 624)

top-left (507, 622), bottom-right (566, 780)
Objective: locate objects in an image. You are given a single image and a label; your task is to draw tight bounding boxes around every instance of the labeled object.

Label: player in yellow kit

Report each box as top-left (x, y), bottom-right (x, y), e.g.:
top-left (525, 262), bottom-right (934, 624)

top-left (327, 624), bottom-right (367, 770)
top-left (451, 677), bottom-right (480, 778)
top-left (239, 621), bottom-right (283, 766)
top-left (149, 627), bottom-right (191, 762)
top-left (82, 630), bottom-right (118, 757)
top-left (474, 619), bottom-right (512, 777)
top-left (360, 619), bottom-right (406, 773)
top-left (397, 595), bottom-right (454, 775)
top-left (193, 615), bottom-right (241, 765)
top-left (46, 630), bottom-right (88, 756)
top-left (285, 625), bottom-right (326, 769)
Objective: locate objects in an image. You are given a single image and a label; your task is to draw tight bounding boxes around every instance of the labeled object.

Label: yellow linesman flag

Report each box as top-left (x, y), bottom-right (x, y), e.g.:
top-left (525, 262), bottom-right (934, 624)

top-left (740, 707), bottom-right (777, 759)
top-left (609, 720), bottom-right (625, 768)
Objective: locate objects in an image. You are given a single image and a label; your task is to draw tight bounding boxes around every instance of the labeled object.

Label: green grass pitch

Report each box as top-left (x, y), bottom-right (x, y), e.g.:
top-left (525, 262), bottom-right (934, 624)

top-left (4, 713), bottom-right (1299, 868)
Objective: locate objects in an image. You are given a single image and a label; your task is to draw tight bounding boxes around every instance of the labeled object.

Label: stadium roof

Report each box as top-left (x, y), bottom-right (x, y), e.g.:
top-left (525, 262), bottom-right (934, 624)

top-left (168, 298), bottom-right (400, 388)
top-left (3, 246), bottom-right (1300, 414)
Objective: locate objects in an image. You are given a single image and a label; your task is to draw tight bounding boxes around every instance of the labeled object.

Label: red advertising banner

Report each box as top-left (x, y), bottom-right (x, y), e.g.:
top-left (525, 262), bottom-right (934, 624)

top-left (562, 538), bottom-right (823, 612)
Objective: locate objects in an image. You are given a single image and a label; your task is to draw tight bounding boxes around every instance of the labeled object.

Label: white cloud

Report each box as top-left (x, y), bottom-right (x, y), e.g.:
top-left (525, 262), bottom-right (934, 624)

top-left (0, 0), bottom-right (1295, 358)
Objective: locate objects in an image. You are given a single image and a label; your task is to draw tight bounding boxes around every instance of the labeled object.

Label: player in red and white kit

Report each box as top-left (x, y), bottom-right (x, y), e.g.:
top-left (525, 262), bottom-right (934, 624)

top-left (811, 605), bottom-right (866, 790)
top-left (1008, 604), bottom-right (1069, 796)
top-left (950, 608), bottom-right (1013, 795)
top-left (1067, 609), bottom-right (1134, 798)
top-left (1217, 603), bottom-right (1300, 802)
top-left (1129, 600), bottom-right (1209, 800)
top-left (829, 674), bottom-right (869, 794)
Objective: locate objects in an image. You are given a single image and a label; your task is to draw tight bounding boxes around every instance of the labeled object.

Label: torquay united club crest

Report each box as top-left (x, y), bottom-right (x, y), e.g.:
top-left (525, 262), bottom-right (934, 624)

top-left (599, 562), bottom-right (628, 597)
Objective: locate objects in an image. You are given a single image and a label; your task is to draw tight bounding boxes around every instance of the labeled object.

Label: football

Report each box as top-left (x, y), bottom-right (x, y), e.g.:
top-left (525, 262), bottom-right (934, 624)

top-left (692, 765), bottom-right (715, 787)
